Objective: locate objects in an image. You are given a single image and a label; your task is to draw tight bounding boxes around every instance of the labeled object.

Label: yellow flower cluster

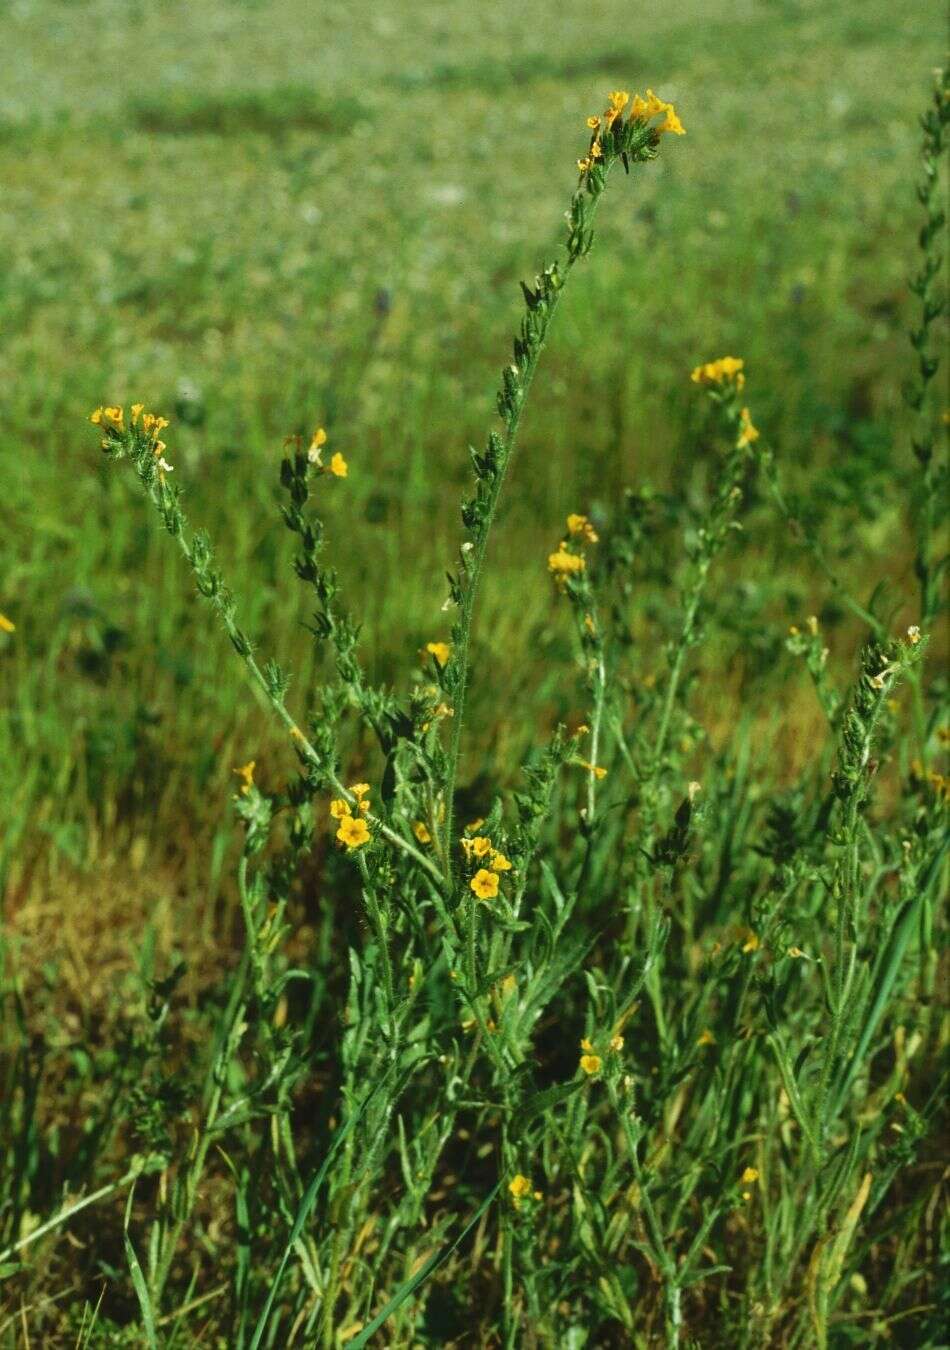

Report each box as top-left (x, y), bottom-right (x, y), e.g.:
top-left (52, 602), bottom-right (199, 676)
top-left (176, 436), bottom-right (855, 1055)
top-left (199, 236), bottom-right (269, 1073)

top-left (578, 1033), bottom-right (623, 1077)
top-left (547, 547), bottom-right (585, 582)
top-left (507, 1173), bottom-right (542, 1209)
top-left (566, 512), bottom-right (599, 544)
top-left (91, 403), bottom-right (174, 477)
top-left (690, 356), bottom-right (745, 389)
top-left (461, 832), bottom-right (513, 899)
top-left (330, 783), bottom-right (372, 849)
top-left (578, 88), bottom-right (685, 171)
top-left (233, 760), bottom-right (256, 796)
top-left (548, 511), bottom-right (598, 588)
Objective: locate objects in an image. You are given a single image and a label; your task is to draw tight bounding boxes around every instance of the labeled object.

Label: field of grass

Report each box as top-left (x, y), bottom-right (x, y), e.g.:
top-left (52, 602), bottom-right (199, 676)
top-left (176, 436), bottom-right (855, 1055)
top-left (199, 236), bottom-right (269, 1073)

top-left (1, 0), bottom-right (947, 1345)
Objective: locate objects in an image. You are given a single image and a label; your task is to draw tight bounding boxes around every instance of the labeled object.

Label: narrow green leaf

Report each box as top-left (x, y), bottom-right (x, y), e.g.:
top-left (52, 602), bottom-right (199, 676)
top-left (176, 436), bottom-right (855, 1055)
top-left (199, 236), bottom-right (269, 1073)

top-left (248, 1064), bottom-right (401, 1350)
top-left (510, 1077), bottom-right (585, 1137)
top-left (347, 1181), bottom-right (502, 1350)
top-left (123, 1228), bottom-right (158, 1350)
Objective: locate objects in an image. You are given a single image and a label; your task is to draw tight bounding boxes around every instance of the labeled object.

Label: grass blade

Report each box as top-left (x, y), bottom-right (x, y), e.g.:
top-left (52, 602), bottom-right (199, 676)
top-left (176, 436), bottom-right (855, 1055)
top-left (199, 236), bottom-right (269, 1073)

top-left (347, 1180), bottom-right (502, 1349)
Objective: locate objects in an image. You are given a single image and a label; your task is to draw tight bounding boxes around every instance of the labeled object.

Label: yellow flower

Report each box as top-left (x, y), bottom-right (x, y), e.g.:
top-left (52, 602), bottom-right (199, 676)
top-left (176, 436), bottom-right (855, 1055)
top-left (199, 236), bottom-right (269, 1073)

top-left (660, 106), bottom-right (685, 135)
top-left (585, 115), bottom-right (601, 130)
top-left (603, 90), bottom-right (630, 127)
top-left (130, 403), bottom-right (144, 424)
top-left (697, 1029), bottom-right (716, 1047)
top-left (566, 513), bottom-right (599, 543)
top-left (690, 356), bottom-right (745, 386)
top-left (425, 641), bottom-right (451, 668)
top-left (548, 547), bottom-right (586, 582)
top-left (330, 798), bottom-right (351, 819)
top-left (579, 1053), bottom-right (602, 1076)
top-left (644, 89), bottom-right (667, 116)
top-left (578, 760), bottom-right (607, 780)
top-left (609, 1034), bottom-right (624, 1052)
top-left (465, 817), bottom-right (485, 833)
top-left (630, 93), bottom-right (648, 119)
top-left (906, 625), bottom-right (921, 645)
top-left (490, 850), bottom-right (513, 872)
top-left (470, 835), bottom-right (492, 858)
top-left (89, 406), bottom-right (104, 424)
top-left (413, 820), bottom-right (432, 845)
top-left (577, 157), bottom-right (591, 173)
top-left (740, 1166), bottom-right (759, 1185)
top-left (348, 782), bottom-right (371, 812)
top-left (737, 406), bottom-right (759, 449)
top-left (580, 1036), bottom-right (594, 1052)
top-left (0, 613), bottom-right (14, 633)
top-left (589, 140), bottom-right (603, 160)
top-left (308, 426), bottom-right (327, 464)
top-left (233, 760), bottom-right (256, 795)
top-left (739, 928), bottom-right (760, 954)
top-left (508, 1173), bottom-right (532, 1200)
top-left (337, 814), bottom-right (371, 849)
top-left (470, 868), bottom-right (499, 900)
top-left (328, 451), bottom-right (348, 478)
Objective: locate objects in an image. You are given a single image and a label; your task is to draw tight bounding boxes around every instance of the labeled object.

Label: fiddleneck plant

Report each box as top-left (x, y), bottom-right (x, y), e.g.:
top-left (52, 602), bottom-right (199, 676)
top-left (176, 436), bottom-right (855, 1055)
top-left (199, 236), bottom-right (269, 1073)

top-left (73, 74), bottom-right (948, 1350)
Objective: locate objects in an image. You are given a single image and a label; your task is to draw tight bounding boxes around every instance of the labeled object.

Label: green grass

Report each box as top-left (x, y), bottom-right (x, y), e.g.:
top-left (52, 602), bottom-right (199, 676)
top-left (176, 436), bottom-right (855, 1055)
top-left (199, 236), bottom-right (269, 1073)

top-left (0, 2), bottom-right (947, 1345)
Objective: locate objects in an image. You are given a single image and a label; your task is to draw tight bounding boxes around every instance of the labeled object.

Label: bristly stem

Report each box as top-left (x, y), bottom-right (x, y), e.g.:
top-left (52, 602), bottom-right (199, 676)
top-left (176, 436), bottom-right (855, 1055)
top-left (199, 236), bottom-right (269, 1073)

top-left (99, 433), bottom-right (445, 887)
top-left (440, 110), bottom-right (669, 885)
top-left (906, 68), bottom-right (948, 634)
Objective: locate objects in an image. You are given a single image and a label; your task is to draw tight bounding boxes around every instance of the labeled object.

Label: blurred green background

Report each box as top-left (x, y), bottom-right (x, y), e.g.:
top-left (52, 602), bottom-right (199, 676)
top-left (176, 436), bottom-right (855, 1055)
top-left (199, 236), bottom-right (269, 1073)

top-left (1, 0), bottom-right (944, 945)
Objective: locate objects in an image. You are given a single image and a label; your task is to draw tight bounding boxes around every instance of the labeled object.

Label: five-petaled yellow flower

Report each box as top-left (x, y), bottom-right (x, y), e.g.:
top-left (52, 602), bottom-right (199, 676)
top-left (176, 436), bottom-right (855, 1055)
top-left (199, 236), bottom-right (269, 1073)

top-left (579, 1053), bottom-right (602, 1076)
top-left (740, 1166), bottom-right (759, 1185)
top-left (490, 850), bottom-right (512, 872)
top-left (470, 868), bottom-right (499, 900)
top-left (337, 814), bottom-right (371, 849)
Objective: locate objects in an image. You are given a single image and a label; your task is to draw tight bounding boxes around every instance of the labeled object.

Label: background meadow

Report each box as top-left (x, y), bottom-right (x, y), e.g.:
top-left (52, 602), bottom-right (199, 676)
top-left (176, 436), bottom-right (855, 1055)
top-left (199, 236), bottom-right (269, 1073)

top-left (1, 0), bottom-right (947, 1345)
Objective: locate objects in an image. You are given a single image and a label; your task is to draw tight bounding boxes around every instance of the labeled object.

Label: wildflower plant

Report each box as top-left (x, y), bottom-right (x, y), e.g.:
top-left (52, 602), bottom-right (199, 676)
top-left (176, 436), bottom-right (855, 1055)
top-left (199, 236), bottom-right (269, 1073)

top-left (5, 70), bottom-right (948, 1350)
